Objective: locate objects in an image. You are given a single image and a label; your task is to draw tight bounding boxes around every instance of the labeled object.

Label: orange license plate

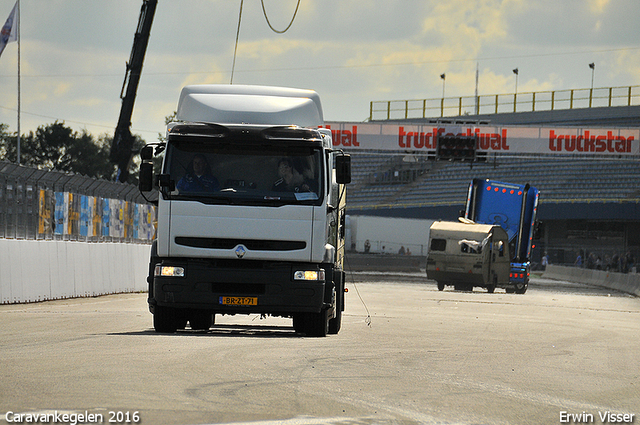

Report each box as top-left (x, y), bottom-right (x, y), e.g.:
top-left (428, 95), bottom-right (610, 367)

top-left (219, 296), bottom-right (257, 306)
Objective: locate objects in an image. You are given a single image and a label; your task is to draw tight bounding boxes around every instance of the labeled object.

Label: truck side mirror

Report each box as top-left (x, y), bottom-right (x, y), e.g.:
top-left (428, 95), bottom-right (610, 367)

top-left (335, 155), bottom-right (351, 184)
top-left (139, 161), bottom-right (154, 192)
top-left (140, 145), bottom-right (154, 161)
top-left (158, 173), bottom-right (176, 191)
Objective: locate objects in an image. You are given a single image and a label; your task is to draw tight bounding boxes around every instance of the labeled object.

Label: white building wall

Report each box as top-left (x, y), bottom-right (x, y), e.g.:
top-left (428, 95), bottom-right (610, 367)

top-left (347, 215), bottom-right (433, 256)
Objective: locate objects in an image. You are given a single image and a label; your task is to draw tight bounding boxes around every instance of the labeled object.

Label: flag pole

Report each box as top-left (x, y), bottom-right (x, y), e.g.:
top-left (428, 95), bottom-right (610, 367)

top-left (16, 0), bottom-right (20, 165)
top-left (0, 0), bottom-right (19, 163)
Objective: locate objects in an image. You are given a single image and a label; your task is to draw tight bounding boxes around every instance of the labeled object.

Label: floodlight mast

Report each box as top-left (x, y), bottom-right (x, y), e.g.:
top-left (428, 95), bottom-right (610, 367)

top-left (110, 0), bottom-right (157, 183)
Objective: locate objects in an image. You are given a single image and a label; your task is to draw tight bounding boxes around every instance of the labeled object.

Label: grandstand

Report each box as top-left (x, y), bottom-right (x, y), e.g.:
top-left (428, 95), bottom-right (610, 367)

top-left (348, 155), bottom-right (640, 215)
top-left (343, 103), bottom-right (640, 267)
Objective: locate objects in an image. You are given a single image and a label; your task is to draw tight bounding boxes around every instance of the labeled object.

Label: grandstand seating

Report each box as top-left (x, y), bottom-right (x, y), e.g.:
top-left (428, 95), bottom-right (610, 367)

top-left (346, 152), bottom-right (640, 213)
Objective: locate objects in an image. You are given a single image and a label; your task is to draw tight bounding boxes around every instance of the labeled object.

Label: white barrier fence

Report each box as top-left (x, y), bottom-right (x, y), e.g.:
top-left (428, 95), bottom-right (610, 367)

top-left (543, 264), bottom-right (640, 297)
top-left (3, 240), bottom-right (637, 304)
top-left (0, 239), bottom-right (150, 304)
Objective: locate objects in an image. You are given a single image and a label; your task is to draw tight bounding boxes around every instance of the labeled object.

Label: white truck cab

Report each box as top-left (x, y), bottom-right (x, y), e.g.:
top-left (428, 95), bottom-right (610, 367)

top-left (139, 85), bottom-right (350, 336)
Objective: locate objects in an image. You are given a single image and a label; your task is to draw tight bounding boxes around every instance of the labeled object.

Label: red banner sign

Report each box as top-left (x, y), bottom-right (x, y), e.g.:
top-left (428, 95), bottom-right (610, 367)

top-left (321, 122), bottom-right (640, 156)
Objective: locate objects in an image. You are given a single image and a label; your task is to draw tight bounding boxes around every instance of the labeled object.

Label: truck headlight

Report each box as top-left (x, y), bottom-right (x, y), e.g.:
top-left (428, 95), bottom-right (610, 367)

top-left (155, 265), bottom-right (185, 277)
top-left (294, 270), bottom-right (325, 281)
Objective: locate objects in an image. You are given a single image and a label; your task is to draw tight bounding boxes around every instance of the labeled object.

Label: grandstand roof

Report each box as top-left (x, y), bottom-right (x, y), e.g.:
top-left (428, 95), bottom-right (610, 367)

top-left (378, 105), bottom-right (640, 128)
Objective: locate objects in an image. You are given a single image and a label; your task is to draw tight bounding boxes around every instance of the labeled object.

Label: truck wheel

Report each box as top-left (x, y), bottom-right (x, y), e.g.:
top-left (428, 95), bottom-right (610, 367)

top-left (176, 309), bottom-right (188, 330)
top-left (189, 310), bottom-right (214, 331)
top-left (154, 305), bottom-right (177, 333)
top-left (514, 282), bottom-right (528, 294)
top-left (328, 306), bottom-right (342, 335)
top-left (293, 314), bottom-right (306, 334)
top-left (328, 273), bottom-right (344, 335)
top-left (147, 240), bottom-right (159, 298)
top-left (437, 282), bottom-right (445, 291)
top-left (304, 310), bottom-right (329, 337)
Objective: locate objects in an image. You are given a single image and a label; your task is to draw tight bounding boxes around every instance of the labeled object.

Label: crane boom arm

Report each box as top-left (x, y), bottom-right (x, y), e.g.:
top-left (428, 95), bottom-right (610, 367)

top-left (111, 0), bottom-right (157, 183)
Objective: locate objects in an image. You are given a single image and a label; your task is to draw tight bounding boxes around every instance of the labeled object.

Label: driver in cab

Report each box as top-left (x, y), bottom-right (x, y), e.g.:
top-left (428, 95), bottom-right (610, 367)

top-left (177, 154), bottom-right (220, 192)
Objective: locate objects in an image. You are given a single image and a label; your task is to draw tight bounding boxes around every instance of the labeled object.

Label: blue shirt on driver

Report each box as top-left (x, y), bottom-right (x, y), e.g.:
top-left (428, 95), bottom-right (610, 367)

top-left (176, 173), bottom-right (220, 192)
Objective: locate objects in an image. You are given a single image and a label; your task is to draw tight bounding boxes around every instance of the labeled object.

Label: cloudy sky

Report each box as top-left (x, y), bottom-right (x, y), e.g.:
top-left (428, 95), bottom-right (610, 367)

top-left (0, 0), bottom-right (639, 143)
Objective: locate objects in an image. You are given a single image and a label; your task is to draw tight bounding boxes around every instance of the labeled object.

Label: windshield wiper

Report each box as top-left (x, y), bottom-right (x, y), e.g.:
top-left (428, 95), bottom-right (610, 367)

top-left (170, 193), bottom-right (315, 207)
top-left (172, 194), bottom-right (233, 205)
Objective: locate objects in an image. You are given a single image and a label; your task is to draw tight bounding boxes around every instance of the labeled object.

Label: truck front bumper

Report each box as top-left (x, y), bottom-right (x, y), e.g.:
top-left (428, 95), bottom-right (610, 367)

top-left (149, 258), bottom-right (330, 316)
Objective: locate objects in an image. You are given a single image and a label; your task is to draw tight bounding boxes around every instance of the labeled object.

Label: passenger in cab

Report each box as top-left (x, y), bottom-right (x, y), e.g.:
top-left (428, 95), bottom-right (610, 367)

top-left (272, 157), bottom-right (317, 193)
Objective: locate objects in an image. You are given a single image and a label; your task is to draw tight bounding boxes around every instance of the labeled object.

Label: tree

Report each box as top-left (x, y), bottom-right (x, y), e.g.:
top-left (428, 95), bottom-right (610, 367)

top-left (0, 123), bottom-right (16, 161)
top-left (0, 121), bottom-right (146, 182)
top-left (107, 132), bottom-right (147, 183)
top-left (17, 121), bottom-right (112, 178)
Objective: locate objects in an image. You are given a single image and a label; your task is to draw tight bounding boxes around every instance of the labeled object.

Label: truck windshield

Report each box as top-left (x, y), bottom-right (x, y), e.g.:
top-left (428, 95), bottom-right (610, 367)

top-left (163, 140), bottom-right (324, 206)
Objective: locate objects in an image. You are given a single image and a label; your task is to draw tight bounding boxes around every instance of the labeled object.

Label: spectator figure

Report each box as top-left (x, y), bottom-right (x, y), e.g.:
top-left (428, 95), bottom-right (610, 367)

top-left (272, 158), bottom-right (316, 193)
top-left (604, 254), bottom-right (612, 271)
top-left (177, 154), bottom-right (220, 192)
top-left (364, 239), bottom-right (371, 254)
top-left (624, 251), bottom-right (635, 273)
top-left (541, 252), bottom-right (549, 270)
top-left (574, 253), bottom-right (583, 268)
top-left (611, 253), bottom-right (620, 272)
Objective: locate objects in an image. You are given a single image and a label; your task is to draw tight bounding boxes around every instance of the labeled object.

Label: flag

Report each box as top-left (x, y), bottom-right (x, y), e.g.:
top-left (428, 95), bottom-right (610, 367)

top-left (0, 1), bottom-right (18, 58)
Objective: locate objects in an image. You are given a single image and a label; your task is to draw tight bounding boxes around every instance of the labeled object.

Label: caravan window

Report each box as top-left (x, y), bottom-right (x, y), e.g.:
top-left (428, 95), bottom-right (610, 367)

top-left (430, 239), bottom-right (446, 251)
top-left (461, 242), bottom-right (481, 254)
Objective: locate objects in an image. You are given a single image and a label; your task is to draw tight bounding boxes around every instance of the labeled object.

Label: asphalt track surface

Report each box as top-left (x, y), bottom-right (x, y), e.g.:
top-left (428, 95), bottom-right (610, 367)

top-left (1, 274), bottom-right (638, 425)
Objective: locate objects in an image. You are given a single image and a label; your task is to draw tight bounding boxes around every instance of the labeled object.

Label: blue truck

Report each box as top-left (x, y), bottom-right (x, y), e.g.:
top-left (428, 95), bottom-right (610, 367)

top-left (427, 178), bottom-right (539, 294)
top-left (463, 178), bottom-right (540, 294)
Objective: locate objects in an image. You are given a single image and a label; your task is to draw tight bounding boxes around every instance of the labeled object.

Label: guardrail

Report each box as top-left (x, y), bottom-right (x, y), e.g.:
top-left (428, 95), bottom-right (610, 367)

top-left (0, 163), bottom-right (155, 304)
top-left (543, 264), bottom-right (640, 297)
top-left (0, 162), bottom-right (154, 243)
top-left (370, 85), bottom-right (640, 121)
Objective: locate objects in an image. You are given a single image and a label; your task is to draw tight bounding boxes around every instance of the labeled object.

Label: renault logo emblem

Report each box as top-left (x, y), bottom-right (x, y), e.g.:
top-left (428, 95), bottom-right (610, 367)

top-left (234, 245), bottom-right (247, 259)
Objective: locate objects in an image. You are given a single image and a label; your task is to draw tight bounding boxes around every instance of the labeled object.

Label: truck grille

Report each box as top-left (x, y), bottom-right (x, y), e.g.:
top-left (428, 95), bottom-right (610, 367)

top-left (211, 282), bottom-right (266, 295)
top-left (175, 237), bottom-right (306, 251)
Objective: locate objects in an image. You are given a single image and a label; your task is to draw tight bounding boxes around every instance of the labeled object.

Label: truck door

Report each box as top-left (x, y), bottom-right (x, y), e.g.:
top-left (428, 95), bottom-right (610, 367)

top-left (483, 239), bottom-right (491, 284)
top-left (490, 230), bottom-right (511, 285)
